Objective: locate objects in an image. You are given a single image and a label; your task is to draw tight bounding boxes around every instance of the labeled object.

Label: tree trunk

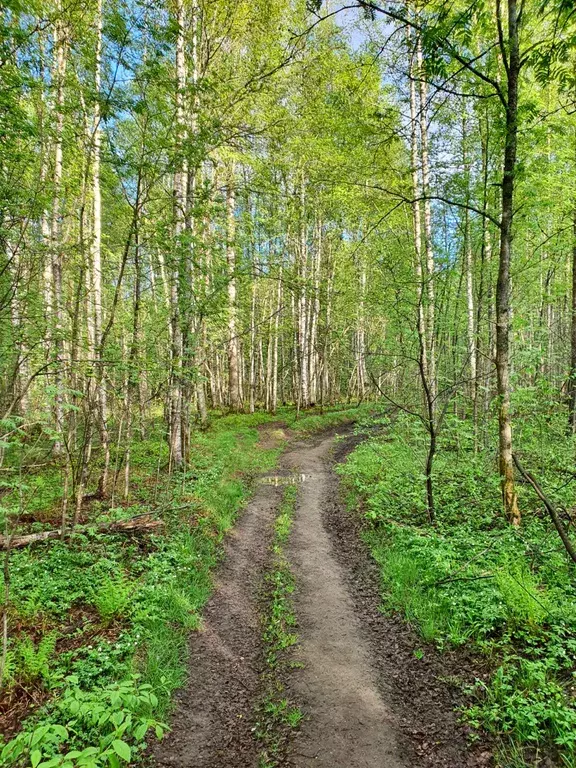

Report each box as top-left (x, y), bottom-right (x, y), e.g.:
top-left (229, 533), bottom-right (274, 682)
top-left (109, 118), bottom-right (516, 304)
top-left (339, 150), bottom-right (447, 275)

top-left (169, 0), bottom-right (187, 468)
top-left (92, 0), bottom-right (110, 495)
top-left (125, 220), bottom-right (142, 498)
top-left (266, 295), bottom-right (273, 410)
top-left (323, 260), bottom-right (334, 405)
top-left (408, 29), bottom-right (429, 394)
top-left (569, 203), bottom-right (576, 432)
top-left (462, 114), bottom-right (478, 428)
top-left (271, 263), bottom-right (282, 414)
top-left (249, 268), bottom-right (257, 413)
top-left (7, 245), bottom-right (29, 415)
top-left (479, 113), bottom-right (494, 436)
top-left (49, 8), bottom-right (67, 456)
top-left (356, 260), bottom-right (367, 400)
top-left (465, 223), bottom-right (478, 425)
top-left (298, 178), bottom-right (309, 408)
top-left (226, 164), bottom-right (241, 412)
top-left (496, 0), bottom-right (521, 525)
top-left (417, 34), bottom-right (436, 408)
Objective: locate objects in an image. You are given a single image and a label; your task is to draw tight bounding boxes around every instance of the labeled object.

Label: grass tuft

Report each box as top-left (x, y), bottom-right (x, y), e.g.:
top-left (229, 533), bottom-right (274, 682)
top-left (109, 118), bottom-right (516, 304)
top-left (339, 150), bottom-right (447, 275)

top-left (256, 484), bottom-right (302, 767)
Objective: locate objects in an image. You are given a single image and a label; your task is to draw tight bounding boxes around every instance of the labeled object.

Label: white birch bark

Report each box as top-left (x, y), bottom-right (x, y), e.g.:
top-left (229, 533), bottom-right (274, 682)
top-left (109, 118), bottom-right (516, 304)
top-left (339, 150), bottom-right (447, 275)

top-left (50, 7), bottom-right (67, 455)
top-left (308, 221), bottom-right (321, 403)
top-left (271, 263), bottom-right (282, 414)
top-left (249, 267), bottom-right (257, 413)
top-left (169, 0), bottom-right (187, 467)
top-left (356, 261), bottom-right (367, 399)
top-left (298, 179), bottom-right (309, 407)
top-left (91, 0), bottom-right (111, 493)
top-left (408, 29), bottom-right (428, 387)
top-left (226, 164), bottom-right (241, 411)
top-left (8, 243), bottom-right (29, 414)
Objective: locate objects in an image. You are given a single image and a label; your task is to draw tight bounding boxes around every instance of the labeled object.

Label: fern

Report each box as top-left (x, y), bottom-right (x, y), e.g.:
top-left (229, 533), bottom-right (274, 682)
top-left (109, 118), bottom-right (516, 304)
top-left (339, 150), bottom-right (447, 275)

top-left (0, 649), bottom-right (15, 687)
top-left (93, 576), bottom-right (132, 623)
top-left (16, 631), bottom-right (58, 684)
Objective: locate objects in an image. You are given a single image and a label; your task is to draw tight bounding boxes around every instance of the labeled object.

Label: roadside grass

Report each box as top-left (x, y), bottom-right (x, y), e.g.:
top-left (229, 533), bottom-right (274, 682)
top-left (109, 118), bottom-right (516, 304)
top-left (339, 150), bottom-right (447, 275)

top-left (0, 404), bottom-right (363, 767)
top-left (338, 402), bottom-right (576, 767)
top-left (255, 484), bottom-right (303, 768)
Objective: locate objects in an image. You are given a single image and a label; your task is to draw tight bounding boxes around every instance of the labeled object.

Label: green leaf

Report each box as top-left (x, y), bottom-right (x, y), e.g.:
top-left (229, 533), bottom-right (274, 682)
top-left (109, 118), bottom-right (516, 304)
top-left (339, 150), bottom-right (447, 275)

top-left (133, 723), bottom-right (148, 742)
top-left (111, 740), bottom-right (131, 762)
top-left (38, 759), bottom-right (62, 768)
top-left (31, 749), bottom-right (42, 768)
top-left (31, 727), bottom-right (49, 747)
top-left (111, 711), bottom-right (124, 727)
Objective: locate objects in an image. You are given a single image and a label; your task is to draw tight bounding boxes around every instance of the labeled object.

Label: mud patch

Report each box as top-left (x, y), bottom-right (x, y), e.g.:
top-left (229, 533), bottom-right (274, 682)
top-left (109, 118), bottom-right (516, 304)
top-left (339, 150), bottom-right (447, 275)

top-left (257, 423), bottom-right (291, 452)
top-left (258, 472), bottom-right (327, 486)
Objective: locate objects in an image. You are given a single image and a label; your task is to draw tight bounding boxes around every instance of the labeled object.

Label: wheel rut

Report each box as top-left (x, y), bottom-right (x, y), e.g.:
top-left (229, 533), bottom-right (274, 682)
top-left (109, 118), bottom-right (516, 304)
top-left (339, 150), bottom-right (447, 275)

top-left (284, 435), bottom-right (405, 768)
top-left (152, 473), bottom-right (282, 768)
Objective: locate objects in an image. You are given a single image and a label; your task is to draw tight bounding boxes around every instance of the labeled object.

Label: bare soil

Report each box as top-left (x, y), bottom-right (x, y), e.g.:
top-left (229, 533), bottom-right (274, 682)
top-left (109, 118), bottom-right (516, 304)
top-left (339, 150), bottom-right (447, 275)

top-left (284, 434), bottom-right (405, 768)
top-left (153, 428), bottom-right (493, 768)
top-left (152, 472), bottom-right (282, 768)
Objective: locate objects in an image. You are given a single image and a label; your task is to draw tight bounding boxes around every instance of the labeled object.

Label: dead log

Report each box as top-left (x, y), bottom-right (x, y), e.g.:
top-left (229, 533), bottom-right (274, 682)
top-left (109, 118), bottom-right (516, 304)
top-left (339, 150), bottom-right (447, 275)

top-left (0, 514), bottom-right (164, 550)
top-left (513, 454), bottom-right (576, 565)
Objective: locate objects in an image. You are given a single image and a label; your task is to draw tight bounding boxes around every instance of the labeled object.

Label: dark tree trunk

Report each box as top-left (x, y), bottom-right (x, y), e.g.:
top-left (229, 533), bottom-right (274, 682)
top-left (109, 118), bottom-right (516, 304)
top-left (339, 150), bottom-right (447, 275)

top-left (568, 205), bottom-right (576, 431)
top-left (496, 0), bottom-right (521, 526)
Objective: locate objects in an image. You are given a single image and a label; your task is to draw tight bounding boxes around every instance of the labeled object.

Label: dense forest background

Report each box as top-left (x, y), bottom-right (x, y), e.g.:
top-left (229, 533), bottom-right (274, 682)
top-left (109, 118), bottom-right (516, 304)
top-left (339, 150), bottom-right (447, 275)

top-left (2, 0), bottom-right (576, 766)
top-left (3, 0), bottom-right (576, 516)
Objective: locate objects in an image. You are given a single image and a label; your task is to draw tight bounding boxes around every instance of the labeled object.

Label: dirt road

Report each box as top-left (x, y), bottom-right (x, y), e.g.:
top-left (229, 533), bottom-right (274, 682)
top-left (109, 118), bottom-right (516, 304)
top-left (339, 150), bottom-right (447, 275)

top-left (154, 429), bottom-right (487, 768)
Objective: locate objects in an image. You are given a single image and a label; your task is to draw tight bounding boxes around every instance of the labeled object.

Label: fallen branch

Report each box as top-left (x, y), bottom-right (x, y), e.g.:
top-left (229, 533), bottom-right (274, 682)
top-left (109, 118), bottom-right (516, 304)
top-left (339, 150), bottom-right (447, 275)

top-left (0, 514), bottom-right (164, 550)
top-left (426, 573), bottom-right (494, 589)
top-left (513, 454), bottom-right (576, 566)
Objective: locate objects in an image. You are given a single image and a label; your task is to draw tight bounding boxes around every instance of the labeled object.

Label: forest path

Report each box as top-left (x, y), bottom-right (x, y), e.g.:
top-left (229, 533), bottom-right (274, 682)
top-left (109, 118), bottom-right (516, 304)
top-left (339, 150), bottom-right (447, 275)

top-left (153, 428), bottom-right (480, 768)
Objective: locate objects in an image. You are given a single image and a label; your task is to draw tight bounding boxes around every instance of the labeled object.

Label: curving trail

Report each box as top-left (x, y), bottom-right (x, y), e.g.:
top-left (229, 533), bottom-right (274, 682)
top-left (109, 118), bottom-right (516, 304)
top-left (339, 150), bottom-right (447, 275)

top-left (154, 429), bottom-right (483, 768)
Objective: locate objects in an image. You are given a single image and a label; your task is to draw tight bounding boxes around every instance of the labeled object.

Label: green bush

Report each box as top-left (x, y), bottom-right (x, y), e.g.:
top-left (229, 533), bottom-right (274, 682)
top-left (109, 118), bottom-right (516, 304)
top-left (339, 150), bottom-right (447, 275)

top-left (0, 677), bottom-right (167, 768)
top-left (495, 562), bottom-right (550, 628)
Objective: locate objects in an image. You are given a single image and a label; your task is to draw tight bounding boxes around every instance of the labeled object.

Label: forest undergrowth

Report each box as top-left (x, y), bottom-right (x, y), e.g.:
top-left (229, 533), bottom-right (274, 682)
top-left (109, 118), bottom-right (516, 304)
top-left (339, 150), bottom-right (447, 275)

top-left (339, 397), bottom-right (576, 768)
top-left (0, 405), bottom-right (361, 768)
